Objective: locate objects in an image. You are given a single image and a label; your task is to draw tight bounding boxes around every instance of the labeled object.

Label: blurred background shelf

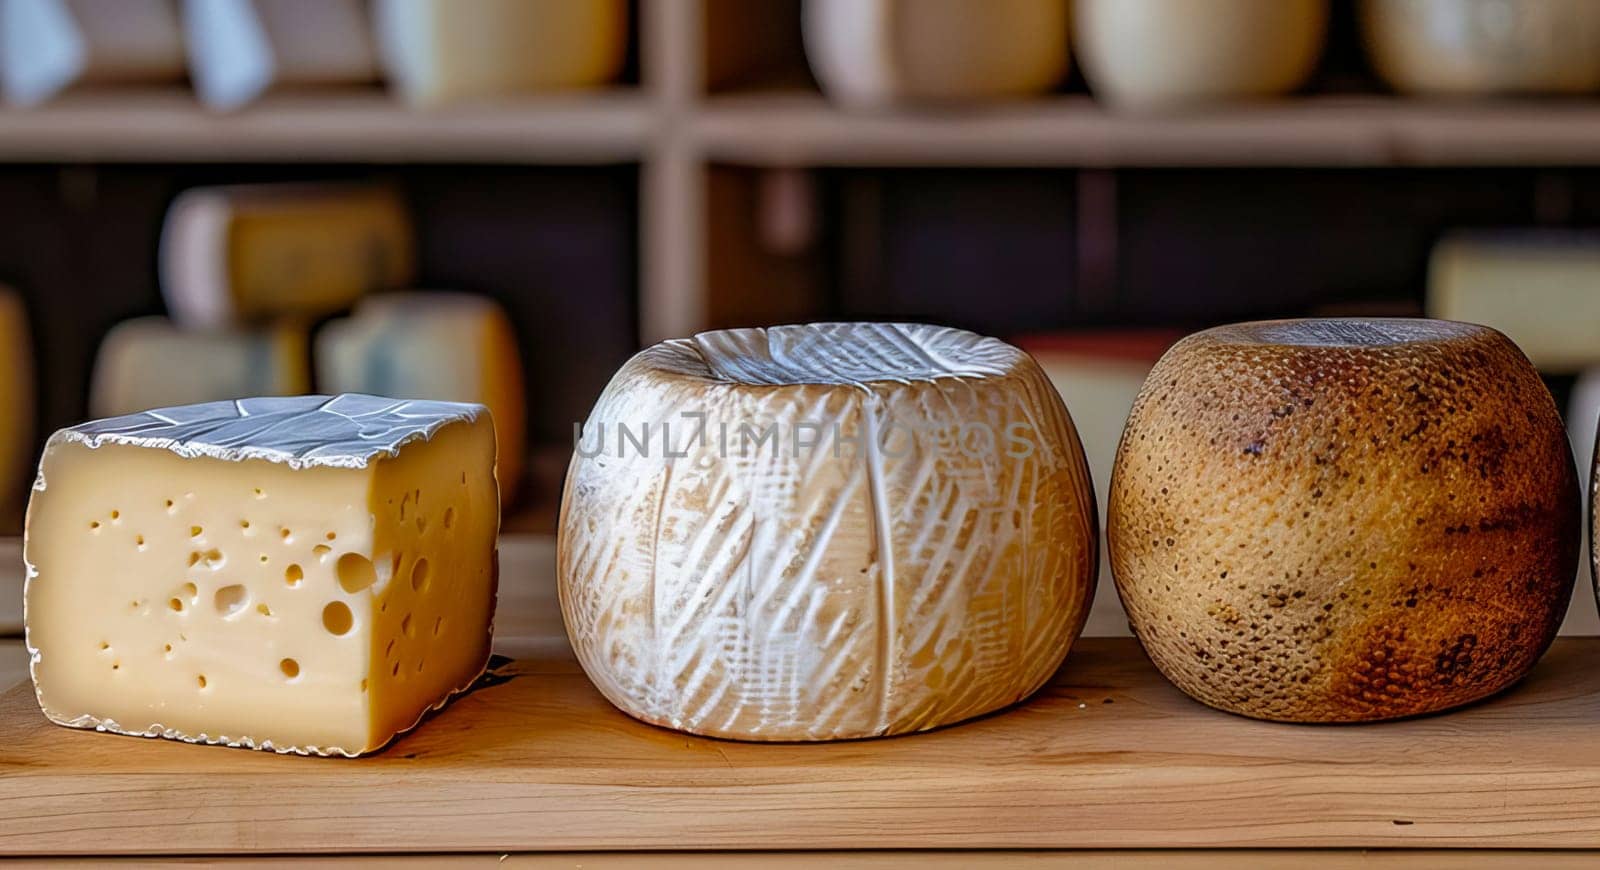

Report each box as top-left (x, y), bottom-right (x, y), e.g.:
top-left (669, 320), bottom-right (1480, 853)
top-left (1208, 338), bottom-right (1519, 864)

top-left (0, 90), bottom-right (655, 163)
top-left (695, 93), bottom-right (1600, 168)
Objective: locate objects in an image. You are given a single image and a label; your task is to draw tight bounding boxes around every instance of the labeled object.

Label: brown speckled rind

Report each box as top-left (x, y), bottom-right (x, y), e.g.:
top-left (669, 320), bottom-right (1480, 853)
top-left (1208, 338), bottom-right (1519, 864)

top-left (1109, 318), bottom-right (1579, 723)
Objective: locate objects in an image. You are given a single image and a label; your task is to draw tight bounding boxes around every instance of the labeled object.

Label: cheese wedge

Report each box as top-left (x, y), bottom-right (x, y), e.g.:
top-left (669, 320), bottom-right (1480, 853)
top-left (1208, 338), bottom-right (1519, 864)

top-left (1, 0), bottom-right (184, 106)
top-left (1566, 371), bottom-right (1600, 635)
top-left (159, 184), bottom-right (414, 330)
top-left (25, 394), bottom-right (500, 755)
top-left (90, 316), bottom-right (310, 419)
top-left (803, 0), bottom-right (1070, 107)
top-left (1074, 0), bottom-right (1327, 110)
top-left (315, 293), bottom-right (525, 503)
top-left (560, 323), bottom-right (1097, 740)
top-left (373, 0), bottom-right (627, 106)
top-left (183, 0), bottom-right (377, 111)
top-left (1362, 0), bottom-right (1600, 96)
top-left (1428, 231), bottom-right (1600, 372)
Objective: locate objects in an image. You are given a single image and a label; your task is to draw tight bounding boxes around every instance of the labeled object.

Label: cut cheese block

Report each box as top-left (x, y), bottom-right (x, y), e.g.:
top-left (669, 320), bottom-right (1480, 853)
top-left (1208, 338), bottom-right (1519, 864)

top-left (183, 0), bottom-right (376, 111)
top-left (1428, 231), bottom-right (1600, 372)
top-left (0, 286), bottom-right (33, 526)
top-left (1074, 0), bottom-right (1328, 110)
top-left (24, 394), bottom-right (500, 755)
top-left (90, 316), bottom-right (310, 419)
top-left (1361, 0), bottom-right (1600, 96)
top-left (559, 323), bottom-right (1097, 741)
top-left (0, 0), bottom-right (184, 106)
top-left (1016, 331), bottom-right (1184, 637)
top-left (1110, 318), bottom-right (1579, 722)
top-left (316, 293), bottom-right (526, 503)
top-left (159, 184), bottom-right (414, 330)
top-left (372, 0), bottom-right (627, 106)
top-left (803, 0), bottom-right (1070, 107)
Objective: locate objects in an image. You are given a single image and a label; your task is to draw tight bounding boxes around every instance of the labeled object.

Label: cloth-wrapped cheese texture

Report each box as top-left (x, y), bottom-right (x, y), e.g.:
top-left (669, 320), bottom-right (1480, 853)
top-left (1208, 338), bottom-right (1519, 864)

top-left (560, 323), bottom-right (1097, 741)
top-left (1110, 319), bottom-right (1578, 722)
top-left (25, 394), bottom-right (500, 755)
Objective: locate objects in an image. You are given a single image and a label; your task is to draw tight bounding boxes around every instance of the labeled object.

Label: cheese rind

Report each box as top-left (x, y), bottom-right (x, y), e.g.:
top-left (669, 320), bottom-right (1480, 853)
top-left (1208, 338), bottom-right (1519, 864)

top-left (89, 316), bottom-right (310, 419)
top-left (559, 323), bottom-right (1097, 741)
top-left (25, 394), bottom-right (500, 755)
top-left (316, 293), bottom-right (525, 501)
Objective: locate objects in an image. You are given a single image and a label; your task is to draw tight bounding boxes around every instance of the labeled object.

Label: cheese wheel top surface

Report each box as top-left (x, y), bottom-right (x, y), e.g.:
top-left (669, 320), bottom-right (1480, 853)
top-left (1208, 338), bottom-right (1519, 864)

top-left (645, 322), bottom-right (1022, 388)
top-left (56, 394), bottom-right (485, 471)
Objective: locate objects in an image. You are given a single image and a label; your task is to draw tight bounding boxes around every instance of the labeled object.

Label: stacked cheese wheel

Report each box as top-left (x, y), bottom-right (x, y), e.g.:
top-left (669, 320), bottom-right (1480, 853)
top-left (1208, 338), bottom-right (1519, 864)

top-left (559, 323), bottom-right (1098, 740)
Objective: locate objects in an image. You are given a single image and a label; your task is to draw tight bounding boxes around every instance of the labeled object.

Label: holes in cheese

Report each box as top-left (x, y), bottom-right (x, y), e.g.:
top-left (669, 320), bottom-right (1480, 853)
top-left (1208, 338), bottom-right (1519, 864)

top-left (559, 323), bottom-right (1098, 741)
top-left (24, 394), bottom-right (500, 756)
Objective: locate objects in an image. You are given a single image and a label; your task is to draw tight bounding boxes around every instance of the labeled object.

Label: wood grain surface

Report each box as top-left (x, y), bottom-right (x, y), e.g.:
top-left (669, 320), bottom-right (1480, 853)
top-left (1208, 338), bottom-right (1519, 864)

top-left (11, 851), bottom-right (1600, 868)
top-left (7, 635), bottom-right (1600, 854)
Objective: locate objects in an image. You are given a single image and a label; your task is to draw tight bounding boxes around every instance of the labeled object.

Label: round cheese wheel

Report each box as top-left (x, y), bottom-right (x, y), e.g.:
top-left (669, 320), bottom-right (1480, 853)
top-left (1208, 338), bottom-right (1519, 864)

top-left (559, 323), bottom-right (1097, 740)
top-left (1074, 0), bottom-right (1328, 110)
top-left (1361, 0), bottom-right (1600, 96)
top-left (1109, 319), bottom-right (1579, 722)
top-left (803, 0), bottom-right (1070, 107)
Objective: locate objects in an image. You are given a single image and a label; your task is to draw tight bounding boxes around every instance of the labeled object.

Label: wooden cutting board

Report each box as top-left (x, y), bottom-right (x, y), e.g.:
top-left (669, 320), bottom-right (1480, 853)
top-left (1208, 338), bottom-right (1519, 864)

top-left (5, 636), bottom-right (1600, 855)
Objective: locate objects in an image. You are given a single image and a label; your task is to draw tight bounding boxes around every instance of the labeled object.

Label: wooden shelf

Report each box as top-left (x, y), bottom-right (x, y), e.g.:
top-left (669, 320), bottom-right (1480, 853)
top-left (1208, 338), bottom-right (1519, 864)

top-left (0, 90), bottom-right (656, 164)
top-left (7, 633), bottom-right (1600, 853)
top-left (694, 93), bottom-right (1600, 168)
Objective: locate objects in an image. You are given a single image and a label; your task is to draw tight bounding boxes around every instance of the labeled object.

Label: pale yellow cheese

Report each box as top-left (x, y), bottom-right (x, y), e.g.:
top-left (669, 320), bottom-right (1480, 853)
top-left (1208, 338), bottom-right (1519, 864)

top-left (89, 316), bottom-right (310, 419)
top-left (1427, 231), bottom-right (1600, 372)
top-left (316, 293), bottom-right (525, 502)
top-left (25, 395), bottom-right (499, 755)
top-left (373, 0), bottom-right (627, 105)
top-left (1074, 0), bottom-right (1328, 110)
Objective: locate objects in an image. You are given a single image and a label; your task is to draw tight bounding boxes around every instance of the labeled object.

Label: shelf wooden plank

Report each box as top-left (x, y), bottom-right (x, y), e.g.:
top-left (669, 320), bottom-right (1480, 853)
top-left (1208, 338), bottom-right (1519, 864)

top-left (5, 636), bottom-right (1600, 853)
top-left (0, 640), bottom-right (22, 694)
top-left (694, 93), bottom-right (1600, 168)
top-left (0, 90), bottom-right (654, 163)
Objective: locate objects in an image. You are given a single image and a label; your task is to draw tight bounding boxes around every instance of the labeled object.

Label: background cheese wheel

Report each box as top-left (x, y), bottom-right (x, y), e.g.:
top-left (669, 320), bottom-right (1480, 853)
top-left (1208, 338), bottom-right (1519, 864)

top-left (1074, 0), bottom-right (1328, 110)
top-left (373, 0), bottom-right (627, 106)
top-left (1361, 0), bottom-right (1600, 96)
top-left (1110, 318), bottom-right (1579, 722)
top-left (803, 0), bottom-right (1070, 107)
top-left (183, 0), bottom-right (377, 112)
top-left (559, 323), bottom-right (1097, 741)
top-left (89, 316), bottom-right (310, 419)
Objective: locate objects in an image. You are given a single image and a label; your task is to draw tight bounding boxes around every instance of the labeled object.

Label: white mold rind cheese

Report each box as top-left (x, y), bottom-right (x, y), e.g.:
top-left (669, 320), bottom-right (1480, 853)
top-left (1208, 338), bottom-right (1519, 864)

top-left (559, 323), bottom-right (1097, 741)
top-left (25, 394), bottom-right (500, 756)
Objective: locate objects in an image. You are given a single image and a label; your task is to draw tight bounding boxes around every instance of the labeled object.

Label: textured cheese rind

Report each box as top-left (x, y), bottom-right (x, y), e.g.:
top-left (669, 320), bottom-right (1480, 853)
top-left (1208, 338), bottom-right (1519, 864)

top-left (55, 393), bottom-right (484, 472)
top-left (560, 323), bottom-right (1097, 741)
top-left (25, 394), bottom-right (498, 756)
top-left (1110, 318), bottom-right (1579, 722)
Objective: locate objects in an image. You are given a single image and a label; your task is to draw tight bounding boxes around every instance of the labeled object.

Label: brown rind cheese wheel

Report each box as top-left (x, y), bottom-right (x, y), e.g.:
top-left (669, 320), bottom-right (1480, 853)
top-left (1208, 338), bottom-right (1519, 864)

top-left (1110, 318), bottom-right (1579, 722)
